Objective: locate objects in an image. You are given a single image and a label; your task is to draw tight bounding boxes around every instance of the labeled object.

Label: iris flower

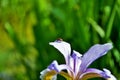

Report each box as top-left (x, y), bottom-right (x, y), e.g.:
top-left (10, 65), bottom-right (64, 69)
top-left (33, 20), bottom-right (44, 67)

top-left (40, 40), bottom-right (116, 80)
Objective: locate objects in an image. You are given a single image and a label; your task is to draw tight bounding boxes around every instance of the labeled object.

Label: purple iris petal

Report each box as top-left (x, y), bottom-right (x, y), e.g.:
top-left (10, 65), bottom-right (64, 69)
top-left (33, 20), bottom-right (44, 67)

top-left (71, 50), bottom-right (82, 76)
top-left (80, 68), bottom-right (116, 80)
top-left (83, 68), bottom-right (110, 78)
top-left (48, 60), bottom-right (71, 73)
top-left (40, 40), bottom-right (116, 80)
top-left (103, 68), bottom-right (117, 80)
top-left (79, 43), bottom-right (113, 73)
top-left (79, 68), bottom-right (104, 79)
top-left (48, 60), bottom-right (59, 72)
top-left (40, 60), bottom-right (73, 80)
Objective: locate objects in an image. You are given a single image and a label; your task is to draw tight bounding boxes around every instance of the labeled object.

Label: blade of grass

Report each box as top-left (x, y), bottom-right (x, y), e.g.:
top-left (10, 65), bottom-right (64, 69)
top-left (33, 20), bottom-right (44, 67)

top-left (88, 18), bottom-right (105, 38)
top-left (105, 0), bottom-right (117, 41)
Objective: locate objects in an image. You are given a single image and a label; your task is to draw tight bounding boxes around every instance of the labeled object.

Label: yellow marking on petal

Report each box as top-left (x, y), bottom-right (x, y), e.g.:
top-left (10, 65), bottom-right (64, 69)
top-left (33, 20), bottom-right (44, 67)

top-left (80, 73), bottom-right (101, 80)
top-left (44, 70), bottom-right (57, 80)
top-left (43, 70), bottom-right (74, 80)
top-left (59, 71), bottom-right (73, 80)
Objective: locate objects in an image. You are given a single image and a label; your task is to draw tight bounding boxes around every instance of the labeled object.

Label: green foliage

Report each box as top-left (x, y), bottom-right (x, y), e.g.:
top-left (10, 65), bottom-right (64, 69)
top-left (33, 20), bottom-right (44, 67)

top-left (0, 0), bottom-right (120, 80)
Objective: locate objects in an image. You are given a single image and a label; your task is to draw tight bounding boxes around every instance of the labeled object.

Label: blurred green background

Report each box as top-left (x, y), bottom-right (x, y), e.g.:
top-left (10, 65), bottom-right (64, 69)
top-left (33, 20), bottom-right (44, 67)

top-left (0, 0), bottom-right (120, 80)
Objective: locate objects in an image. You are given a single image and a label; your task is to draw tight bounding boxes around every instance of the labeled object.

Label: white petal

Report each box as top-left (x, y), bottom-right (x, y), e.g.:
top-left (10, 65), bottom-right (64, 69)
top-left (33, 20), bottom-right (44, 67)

top-left (73, 50), bottom-right (82, 57)
top-left (49, 41), bottom-right (71, 64)
top-left (40, 69), bottom-right (57, 80)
